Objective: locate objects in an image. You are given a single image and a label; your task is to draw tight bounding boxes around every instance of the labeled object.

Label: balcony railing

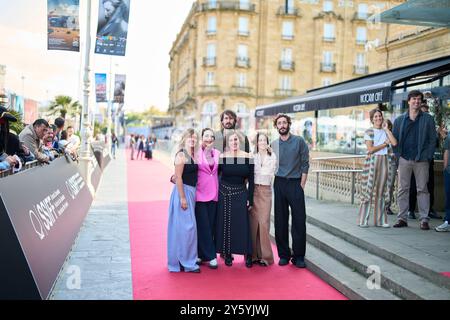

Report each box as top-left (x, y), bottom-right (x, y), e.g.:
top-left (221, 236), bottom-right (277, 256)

top-left (198, 1), bottom-right (256, 12)
top-left (356, 39), bottom-right (367, 45)
top-left (279, 60), bottom-right (295, 71)
top-left (274, 89), bottom-right (297, 97)
top-left (353, 65), bottom-right (369, 75)
top-left (323, 36), bottom-right (336, 42)
top-left (352, 11), bottom-right (369, 21)
top-left (277, 6), bottom-right (300, 17)
top-left (198, 85), bottom-right (220, 95)
top-left (203, 57), bottom-right (217, 67)
top-left (206, 29), bottom-right (217, 36)
top-left (230, 86), bottom-right (253, 96)
top-left (238, 30), bottom-right (250, 36)
top-left (235, 57), bottom-right (250, 68)
top-left (282, 34), bottom-right (294, 40)
top-left (320, 62), bottom-right (336, 73)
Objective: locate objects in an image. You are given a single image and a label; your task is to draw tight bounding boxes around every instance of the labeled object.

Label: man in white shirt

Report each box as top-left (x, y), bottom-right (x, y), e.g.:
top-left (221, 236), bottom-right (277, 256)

top-left (67, 126), bottom-right (81, 150)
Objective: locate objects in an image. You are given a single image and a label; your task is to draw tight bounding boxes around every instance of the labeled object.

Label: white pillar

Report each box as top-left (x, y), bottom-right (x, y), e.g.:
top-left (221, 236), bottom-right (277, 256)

top-left (79, 0), bottom-right (95, 196)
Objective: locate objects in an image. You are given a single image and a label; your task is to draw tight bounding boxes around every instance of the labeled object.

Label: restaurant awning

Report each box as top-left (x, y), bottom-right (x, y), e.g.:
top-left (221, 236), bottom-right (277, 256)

top-left (368, 0), bottom-right (450, 28)
top-left (255, 55), bottom-right (450, 117)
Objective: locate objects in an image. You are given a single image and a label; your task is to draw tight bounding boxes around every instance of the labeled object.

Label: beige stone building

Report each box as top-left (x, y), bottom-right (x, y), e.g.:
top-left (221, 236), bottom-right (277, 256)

top-left (0, 65), bottom-right (6, 93)
top-left (168, 0), bottom-right (405, 133)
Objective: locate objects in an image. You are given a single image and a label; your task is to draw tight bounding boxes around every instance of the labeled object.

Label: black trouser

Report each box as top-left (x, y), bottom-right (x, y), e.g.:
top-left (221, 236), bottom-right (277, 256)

top-left (273, 177), bottom-right (306, 260)
top-left (409, 159), bottom-right (434, 212)
top-left (195, 201), bottom-right (217, 261)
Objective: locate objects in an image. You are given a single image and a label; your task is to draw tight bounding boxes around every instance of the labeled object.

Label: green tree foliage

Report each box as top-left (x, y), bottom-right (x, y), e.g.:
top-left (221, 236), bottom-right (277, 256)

top-left (48, 95), bottom-right (81, 119)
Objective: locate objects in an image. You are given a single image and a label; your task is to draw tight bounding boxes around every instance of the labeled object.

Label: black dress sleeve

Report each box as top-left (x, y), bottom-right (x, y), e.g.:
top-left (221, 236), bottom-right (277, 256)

top-left (247, 162), bottom-right (255, 206)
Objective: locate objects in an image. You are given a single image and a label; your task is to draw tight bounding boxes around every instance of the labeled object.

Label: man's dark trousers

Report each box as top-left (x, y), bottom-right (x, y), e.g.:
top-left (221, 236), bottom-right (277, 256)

top-left (274, 176), bottom-right (306, 260)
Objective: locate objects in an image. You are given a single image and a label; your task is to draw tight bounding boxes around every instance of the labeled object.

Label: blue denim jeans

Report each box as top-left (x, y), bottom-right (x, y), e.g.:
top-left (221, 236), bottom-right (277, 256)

top-left (444, 171), bottom-right (450, 223)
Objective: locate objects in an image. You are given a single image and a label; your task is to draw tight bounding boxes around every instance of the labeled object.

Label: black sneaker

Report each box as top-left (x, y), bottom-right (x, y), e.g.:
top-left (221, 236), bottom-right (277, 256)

top-left (278, 258), bottom-right (289, 266)
top-left (408, 211), bottom-right (416, 219)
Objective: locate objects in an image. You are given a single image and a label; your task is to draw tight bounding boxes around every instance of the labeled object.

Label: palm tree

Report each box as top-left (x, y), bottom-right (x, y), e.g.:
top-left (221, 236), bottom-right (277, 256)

top-left (8, 109), bottom-right (25, 135)
top-left (48, 95), bottom-right (81, 119)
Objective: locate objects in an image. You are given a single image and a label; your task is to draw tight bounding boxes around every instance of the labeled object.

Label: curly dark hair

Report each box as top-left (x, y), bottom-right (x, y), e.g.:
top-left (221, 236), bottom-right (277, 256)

top-left (273, 113), bottom-right (292, 128)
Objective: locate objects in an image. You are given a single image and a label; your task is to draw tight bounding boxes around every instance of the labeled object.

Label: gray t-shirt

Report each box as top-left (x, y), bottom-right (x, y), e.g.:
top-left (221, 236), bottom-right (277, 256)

top-left (271, 134), bottom-right (309, 179)
top-left (444, 135), bottom-right (450, 173)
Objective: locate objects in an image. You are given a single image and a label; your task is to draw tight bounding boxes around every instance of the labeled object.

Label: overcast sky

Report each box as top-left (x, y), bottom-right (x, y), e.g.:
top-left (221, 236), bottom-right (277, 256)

top-left (0, 0), bottom-right (194, 111)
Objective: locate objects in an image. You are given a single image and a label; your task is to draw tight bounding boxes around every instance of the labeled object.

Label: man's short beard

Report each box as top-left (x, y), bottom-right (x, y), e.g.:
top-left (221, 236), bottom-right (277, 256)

top-left (223, 122), bottom-right (235, 130)
top-left (278, 125), bottom-right (290, 136)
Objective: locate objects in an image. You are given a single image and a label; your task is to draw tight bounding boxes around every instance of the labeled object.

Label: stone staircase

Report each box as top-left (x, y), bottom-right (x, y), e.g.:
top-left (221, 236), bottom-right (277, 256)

top-left (270, 197), bottom-right (450, 300)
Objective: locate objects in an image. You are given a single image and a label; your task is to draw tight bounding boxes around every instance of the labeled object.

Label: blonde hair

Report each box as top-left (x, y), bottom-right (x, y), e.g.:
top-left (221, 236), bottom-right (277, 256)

top-left (178, 128), bottom-right (199, 155)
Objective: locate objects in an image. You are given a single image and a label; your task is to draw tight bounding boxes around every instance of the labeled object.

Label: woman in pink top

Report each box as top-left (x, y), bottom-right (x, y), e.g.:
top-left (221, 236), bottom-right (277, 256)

top-left (195, 128), bottom-right (220, 269)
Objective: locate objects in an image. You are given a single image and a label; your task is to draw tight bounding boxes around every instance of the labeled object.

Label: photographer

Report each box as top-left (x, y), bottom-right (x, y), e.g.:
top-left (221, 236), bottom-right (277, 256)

top-left (0, 106), bottom-right (20, 171)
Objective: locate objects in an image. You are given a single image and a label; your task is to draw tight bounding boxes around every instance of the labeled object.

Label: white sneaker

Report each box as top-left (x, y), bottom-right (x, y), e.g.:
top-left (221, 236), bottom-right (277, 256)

top-left (196, 258), bottom-right (203, 265)
top-left (381, 223), bottom-right (390, 228)
top-left (208, 258), bottom-right (218, 269)
top-left (435, 221), bottom-right (450, 232)
top-left (358, 224), bottom-right (369, 228)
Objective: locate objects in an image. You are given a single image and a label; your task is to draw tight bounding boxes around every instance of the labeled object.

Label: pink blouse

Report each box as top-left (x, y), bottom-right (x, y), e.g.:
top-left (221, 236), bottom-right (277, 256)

top-left (196, 147), bottom-right (220, 202)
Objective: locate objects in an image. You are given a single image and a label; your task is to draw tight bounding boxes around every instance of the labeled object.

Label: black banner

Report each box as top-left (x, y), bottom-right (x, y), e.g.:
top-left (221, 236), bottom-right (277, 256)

top-left (0, 157), bottom-right (93, 299)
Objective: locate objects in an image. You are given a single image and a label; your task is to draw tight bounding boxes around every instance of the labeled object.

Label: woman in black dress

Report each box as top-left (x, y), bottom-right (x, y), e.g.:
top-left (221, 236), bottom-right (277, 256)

top-left (216, 130), bottom-right (254, 268)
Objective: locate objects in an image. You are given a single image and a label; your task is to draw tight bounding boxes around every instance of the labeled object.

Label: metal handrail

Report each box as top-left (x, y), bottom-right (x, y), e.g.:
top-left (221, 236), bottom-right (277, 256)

top-left (313, 155), bottom-right (366, 161)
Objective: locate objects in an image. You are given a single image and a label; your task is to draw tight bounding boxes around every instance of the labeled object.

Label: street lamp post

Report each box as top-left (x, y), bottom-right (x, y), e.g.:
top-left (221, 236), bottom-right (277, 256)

top-left (79, 0), bottom-right (95, 196)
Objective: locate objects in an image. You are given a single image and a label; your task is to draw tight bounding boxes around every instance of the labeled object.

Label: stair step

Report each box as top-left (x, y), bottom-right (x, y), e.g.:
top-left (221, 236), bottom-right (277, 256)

top-left (305, 244), bottom-right (401, 300)
top-left (307, 223), bottom-right (450, 300)
top-left (305, 200), bottom-right (450, 291)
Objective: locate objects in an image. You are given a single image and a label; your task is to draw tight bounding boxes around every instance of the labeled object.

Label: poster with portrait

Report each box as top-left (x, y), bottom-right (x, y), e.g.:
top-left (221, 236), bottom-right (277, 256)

top-left (113, 74), bottom-right (126, 104)
top-left (95, 73), bottom-right (107, 103)
top-left (95, 0), bottom-right (131, 57)
top-left (47, 0), bottom-right (80, 52)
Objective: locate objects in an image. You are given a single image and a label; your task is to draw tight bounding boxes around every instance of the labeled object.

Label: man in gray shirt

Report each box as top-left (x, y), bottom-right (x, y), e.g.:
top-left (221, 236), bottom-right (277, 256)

top-left (271, 114), bottom-right (309, 268)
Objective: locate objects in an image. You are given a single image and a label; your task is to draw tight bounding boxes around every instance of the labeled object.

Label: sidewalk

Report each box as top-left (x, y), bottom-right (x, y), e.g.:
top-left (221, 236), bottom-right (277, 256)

top-left (50, 147), bottom-right (132, 300)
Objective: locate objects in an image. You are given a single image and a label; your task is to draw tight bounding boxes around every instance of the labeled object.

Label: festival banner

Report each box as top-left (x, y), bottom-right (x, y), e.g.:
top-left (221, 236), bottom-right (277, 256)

top-left (95, 73), bottom-right (107, 103)
top-left (47, 0), bottom-right (80, 52)
top-left (113, 74), bottom-right (126, 104)
top-left (95, 0), bottom-right (131, 57)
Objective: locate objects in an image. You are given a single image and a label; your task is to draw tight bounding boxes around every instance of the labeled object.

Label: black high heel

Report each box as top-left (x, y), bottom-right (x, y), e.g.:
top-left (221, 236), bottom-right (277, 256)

top-left (225, 254), bottom-right (233, 266)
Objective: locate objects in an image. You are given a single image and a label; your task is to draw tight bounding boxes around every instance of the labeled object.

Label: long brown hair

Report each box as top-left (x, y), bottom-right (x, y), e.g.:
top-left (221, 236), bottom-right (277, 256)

top-left (255, 132), bottom-right (271, 156)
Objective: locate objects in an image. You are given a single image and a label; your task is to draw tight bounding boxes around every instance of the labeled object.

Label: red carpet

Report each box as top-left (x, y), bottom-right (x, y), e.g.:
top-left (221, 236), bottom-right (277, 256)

top-left (442, 272), bottom-right (450, 278)
top-left (126, 149), bottom-right (347, 300)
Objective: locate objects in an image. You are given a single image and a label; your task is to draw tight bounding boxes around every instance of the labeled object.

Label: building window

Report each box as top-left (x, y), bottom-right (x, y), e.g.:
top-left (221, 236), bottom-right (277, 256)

top-left (357, 3), bottom-right (368, 19)
top-left (236, 44), bottom-right (250, 67)
top-left (356, 53), bottom-right (365, 66)
top-left (284, 0), bottom-right (295, 14)
top-left (239, 0), bottom-right (250, 10)
top-left (208, 0), bottom-right (217, 9)
top-left (323, 0), bottom-right (333, 12)
top-left (282, 21), bottom-right (294, 40)
top-left (206, 72), bottom-right (215, 85)
top-left (202, 101), bottom-right (218, 129)
top-left (323, 23), bottom-right (335, 42)
top-left (207, 43), bottom-right (216, 58)
top-left (204, 43), bottom-right (216, 66)
top-left (321, 51), bottom-right (335, 72)
top-left (207, 16), bottom-right (217, 34)
top-left (238, 17), bottom-right (249, 36)
top-left (354, 53), bottom-right (367, 74)
top-left (237, 44), bottom-right (248, 59)
top-left (322, 78), bottom-right (332, 87)
top-left (237, 73), bottom-right (247, 87)
top-left (356, 27), bottom-right (367, 45)
top-left (280, 48), bottom-right (294, 70)
top-left (280, 76), bottom-right (292, 90)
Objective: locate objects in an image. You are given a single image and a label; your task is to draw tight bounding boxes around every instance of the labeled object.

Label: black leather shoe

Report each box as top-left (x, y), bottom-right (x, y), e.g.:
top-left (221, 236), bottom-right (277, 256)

top-left (393, 220), bottom-right (408, 228)
top-left (278, 258), bottom-right (289, 266)
top-left (428, 210), bottom-right (443, 219)
top-left (408, 211), bottom-right (416, 219)
top-left (187, 268), bottom-right (201, 273)
top-left (245, 255), bottom-right (253, 268)
top-left (292, 257), bottom-right (306, 268)
top-left (225, 254), bottom-right (233, 267)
